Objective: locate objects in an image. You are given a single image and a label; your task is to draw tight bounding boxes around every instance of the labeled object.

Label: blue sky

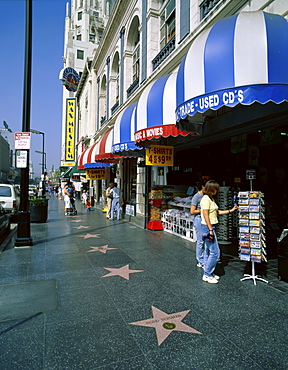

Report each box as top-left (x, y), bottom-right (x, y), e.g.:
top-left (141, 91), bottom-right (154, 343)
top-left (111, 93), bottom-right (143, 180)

top-left (0, 0), bottom-right (68, 177)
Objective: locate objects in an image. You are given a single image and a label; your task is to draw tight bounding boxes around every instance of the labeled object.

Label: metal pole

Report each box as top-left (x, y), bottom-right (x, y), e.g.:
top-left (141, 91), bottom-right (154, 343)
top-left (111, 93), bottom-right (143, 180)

top-left (15, 0), bottom-right (33, 247)
top-left (42, 133), bottom-right (46, 195)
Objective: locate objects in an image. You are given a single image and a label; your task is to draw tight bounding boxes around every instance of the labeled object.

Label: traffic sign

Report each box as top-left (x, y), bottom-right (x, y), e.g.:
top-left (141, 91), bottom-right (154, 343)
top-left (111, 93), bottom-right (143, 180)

top-left (14, 132), bottom-right (31, 149)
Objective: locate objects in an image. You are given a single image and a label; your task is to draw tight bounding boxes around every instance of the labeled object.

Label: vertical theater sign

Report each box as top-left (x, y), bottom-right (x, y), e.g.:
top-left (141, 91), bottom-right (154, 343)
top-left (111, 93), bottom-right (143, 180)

top-left (64, 98), bottom-right (76, 166)
top-left (59, 67), bottom-right (80, 166)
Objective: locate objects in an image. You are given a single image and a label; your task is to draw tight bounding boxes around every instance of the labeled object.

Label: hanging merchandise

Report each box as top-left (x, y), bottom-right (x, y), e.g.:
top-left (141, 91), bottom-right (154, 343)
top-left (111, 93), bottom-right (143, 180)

top-left (161, 209), bottom-right (196, 242)
top-left (238, 191), bottom-right (268, 285)
top-left (216, 187), bottom-right (233, 242)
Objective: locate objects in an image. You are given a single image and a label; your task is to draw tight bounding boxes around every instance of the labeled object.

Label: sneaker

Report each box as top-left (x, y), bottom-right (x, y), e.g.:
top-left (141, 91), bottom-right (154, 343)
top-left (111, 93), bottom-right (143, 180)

top-left (202, 275), bottom-right (218, 284)
top-left (197, 263), bottom-right (204, 268)
top-left (109, 218), bottom-right (113, 220)
top-left (213, 274), bottom-right (220, 280)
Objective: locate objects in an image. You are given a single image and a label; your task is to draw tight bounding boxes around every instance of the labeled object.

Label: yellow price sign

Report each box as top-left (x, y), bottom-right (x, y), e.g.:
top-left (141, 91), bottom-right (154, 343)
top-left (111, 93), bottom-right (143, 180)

top-left (86, 168), bottom-right (106, 180)
top-left (145, 145), bottom-right (174, 166)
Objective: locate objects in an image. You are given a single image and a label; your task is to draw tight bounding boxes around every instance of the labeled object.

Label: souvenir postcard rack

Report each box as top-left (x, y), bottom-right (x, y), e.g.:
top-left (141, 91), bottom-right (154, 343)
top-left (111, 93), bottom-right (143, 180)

top-left (238, 191), bottom-right (268, 285)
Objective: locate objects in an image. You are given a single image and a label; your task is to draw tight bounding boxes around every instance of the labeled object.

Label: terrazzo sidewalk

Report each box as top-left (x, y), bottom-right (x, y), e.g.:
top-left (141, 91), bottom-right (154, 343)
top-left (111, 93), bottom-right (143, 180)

top-left (0, 197), bottom-right (287, 370)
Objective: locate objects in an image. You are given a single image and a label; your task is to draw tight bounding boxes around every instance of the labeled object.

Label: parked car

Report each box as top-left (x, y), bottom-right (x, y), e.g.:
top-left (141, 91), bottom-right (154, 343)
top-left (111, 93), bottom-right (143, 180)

top-left (0, 203), bottom-right (10, 238)
top-left (0, 184), bottom-right (20, 221)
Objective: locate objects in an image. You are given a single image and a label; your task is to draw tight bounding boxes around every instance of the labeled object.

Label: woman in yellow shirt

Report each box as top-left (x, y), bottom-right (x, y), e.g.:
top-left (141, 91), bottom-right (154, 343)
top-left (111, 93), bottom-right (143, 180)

top-left (200, 180), bottom-right (238, 284)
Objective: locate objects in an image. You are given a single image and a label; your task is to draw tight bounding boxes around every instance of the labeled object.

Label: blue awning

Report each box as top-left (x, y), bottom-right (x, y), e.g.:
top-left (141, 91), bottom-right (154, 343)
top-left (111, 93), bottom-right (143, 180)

top-left (84, 163), bottom-right (110, 169)
top-left (112, 102), bottom-right (141, 154)
top-left (135, 73), bottom-right (198, 146)
top-left (176, 11), bottom-right (288, 130)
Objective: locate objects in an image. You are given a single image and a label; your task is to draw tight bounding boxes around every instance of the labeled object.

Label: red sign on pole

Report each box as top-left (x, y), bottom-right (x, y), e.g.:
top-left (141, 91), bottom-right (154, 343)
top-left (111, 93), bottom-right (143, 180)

top-left (14, 132), bottom-right (31, 150)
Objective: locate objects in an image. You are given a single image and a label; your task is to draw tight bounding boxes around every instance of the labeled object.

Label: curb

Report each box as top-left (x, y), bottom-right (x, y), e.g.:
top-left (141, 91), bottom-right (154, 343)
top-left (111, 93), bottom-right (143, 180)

top-left (0, 224), bottom-right (17, 253)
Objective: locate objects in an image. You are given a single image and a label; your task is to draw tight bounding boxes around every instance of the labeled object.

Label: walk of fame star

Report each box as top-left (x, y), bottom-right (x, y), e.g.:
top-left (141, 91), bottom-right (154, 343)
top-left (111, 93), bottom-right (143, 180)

top-left (86, 245), bottom-right (117, 254)
top-left (77, 233), bottom-right (101, 239)
top-left (72, 225), bottom-right (91, 229)
top-left (101, 264), bottom-right (144, 280)
top-left (70, 220), bottom-right (83, 223)
top-left (129, 306), bottom-right (202, 346)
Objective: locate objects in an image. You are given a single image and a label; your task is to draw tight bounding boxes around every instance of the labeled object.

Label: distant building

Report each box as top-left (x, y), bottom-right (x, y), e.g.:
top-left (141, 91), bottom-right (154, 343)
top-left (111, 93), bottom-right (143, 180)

top-left (60, 0), bottom-right (113, 167)
top-left (0, 134), bottom-right (10, 182)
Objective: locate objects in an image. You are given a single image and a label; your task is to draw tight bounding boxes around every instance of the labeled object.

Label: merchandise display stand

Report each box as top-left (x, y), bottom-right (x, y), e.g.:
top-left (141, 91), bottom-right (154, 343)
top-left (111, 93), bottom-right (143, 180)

top-left (147, 187), bottom-right (164, 231)
top-left (217, 187), bottom-right (233, 242)
top-left (241, 262), bottom-right (268, 286)
top-left (238, 179), bottom-right (268, 286)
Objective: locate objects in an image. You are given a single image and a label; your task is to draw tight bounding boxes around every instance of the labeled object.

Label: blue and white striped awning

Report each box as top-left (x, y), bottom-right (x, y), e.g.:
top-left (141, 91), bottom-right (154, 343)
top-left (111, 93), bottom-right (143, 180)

top-left (112, 102), bottom-right (139, 154)
top-left (176, 11), bottom-right (288, 128)
top-left (135, 73), bottom-right (198, 145)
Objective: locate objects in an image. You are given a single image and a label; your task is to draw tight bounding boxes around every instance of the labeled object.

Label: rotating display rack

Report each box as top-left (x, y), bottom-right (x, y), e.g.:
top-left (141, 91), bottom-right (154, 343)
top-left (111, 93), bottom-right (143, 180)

top-left (238, 191), bottom-right (268, 285)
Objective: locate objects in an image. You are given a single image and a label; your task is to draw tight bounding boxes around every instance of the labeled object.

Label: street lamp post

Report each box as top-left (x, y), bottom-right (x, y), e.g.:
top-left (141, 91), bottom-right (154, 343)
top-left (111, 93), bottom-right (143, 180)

top-left (35, 150), bottom-right (46, 189)
top-left (15, 0), bottom-right (33, 247)
top-left (31, 129), bottom-right (45, 195)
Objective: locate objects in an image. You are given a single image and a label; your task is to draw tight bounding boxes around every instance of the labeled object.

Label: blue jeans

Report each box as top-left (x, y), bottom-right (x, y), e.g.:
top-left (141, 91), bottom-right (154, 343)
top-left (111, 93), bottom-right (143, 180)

top-left (111, 198), bottom-right (120, 219)
top-left (194, 216), bottom-right (204, 264)
top-left (201, 224), bottom-right (220, 277)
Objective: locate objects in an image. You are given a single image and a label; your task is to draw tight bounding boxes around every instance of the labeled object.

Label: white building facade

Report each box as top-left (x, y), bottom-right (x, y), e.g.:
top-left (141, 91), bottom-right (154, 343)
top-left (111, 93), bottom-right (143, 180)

top-left (70, 0), bottom-right (288, 229)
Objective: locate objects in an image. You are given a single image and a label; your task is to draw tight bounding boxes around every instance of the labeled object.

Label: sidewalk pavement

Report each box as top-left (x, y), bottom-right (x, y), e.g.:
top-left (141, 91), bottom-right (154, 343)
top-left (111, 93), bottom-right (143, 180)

top-left (0, 197), bottom-right (288, 370)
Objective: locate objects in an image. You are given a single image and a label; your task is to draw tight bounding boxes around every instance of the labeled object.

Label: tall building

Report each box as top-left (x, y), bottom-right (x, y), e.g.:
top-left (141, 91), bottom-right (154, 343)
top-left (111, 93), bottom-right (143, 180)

top-left (60, 0), bottom-right (114, 167)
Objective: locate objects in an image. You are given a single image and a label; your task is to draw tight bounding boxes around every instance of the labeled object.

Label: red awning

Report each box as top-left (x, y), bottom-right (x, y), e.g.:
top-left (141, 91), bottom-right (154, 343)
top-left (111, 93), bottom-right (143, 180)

top-left (95, 128), bottom-right (121, 163)
top-left (77, 142), bottom-right (98, 169)
top-left (134, 124), bottom-right (190, 145)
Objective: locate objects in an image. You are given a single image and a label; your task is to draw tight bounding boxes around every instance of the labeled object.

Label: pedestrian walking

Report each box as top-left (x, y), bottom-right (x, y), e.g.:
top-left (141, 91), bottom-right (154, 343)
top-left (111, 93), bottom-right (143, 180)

top-left (106, 182), bottom-right (114, 219)
top-left (63, 183), bottom-right (73, 216)
top-left (200, 180), bottom-right (238, 284)
top-left (81, 190), bottom-right (88, 205)
top-left (57, 185), bottom-right (63, 200)
top-left (190, 179), bottom-right (207, 268)
top-left (109, 182), bottom-right (123, 220)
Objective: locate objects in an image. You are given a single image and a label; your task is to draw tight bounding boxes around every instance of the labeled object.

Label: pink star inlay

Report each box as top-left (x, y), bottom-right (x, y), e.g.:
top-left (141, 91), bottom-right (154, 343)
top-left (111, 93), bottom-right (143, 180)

top-left (73, 225), bottom-right (91, 229)
top-left (77, 233), bottom-right (101, 239)
top-left (101, 264), bottom-right (144, 280)
top-left (70, 220), bottom-right (83, 223)
top-left (129, 306), bottom-right (202, 346)
top-left (86, 245), bottom-right (117, 254)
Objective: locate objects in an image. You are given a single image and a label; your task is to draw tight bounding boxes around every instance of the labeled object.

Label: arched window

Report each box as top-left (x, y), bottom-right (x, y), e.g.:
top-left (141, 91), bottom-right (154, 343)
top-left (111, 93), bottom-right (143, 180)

top-left (100, 75), bottom-right (107, 125)
top-left (126, 16), bottom-right (140, 97)
top-left (111, 51), bottom-right (120, 115)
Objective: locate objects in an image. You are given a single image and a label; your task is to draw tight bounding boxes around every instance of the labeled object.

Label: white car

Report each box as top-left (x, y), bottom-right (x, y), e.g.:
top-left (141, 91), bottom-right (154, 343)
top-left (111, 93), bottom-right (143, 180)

top-left (0, 184), bottom-right (20, 218)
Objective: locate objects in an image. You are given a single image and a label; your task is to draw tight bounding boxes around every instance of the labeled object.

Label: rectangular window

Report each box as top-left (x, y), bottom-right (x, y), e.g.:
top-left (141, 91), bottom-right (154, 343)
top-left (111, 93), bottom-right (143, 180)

top-left (160, 0), bottom-right (176, 49)
top-left (133, 45), bottom-right (140, 81)
top-left (77, 34), bottom-right (82, 41)
top-left (77, 50), bottom-right (84, 60)
top-left (78, 12), bottom-right (82, 21)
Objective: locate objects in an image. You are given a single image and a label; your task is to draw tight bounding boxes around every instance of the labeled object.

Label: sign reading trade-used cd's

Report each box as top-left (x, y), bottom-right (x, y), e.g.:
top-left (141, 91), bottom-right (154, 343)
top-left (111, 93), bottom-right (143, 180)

top-left (145, 145), bottom-right (174, 166)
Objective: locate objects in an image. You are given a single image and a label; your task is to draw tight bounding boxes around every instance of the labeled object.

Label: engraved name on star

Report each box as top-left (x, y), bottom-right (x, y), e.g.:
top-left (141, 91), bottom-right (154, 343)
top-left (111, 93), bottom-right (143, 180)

top-left (101, 264), bottom-right (144, 280)
top-left (129, 306), bottom-right (202, 346)
top-left (72, 225), bottom-right (91, 229)
top-left (77, 233), bottom-right (101, 239)
top-left (86, 245), bottom-right (117, 254)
